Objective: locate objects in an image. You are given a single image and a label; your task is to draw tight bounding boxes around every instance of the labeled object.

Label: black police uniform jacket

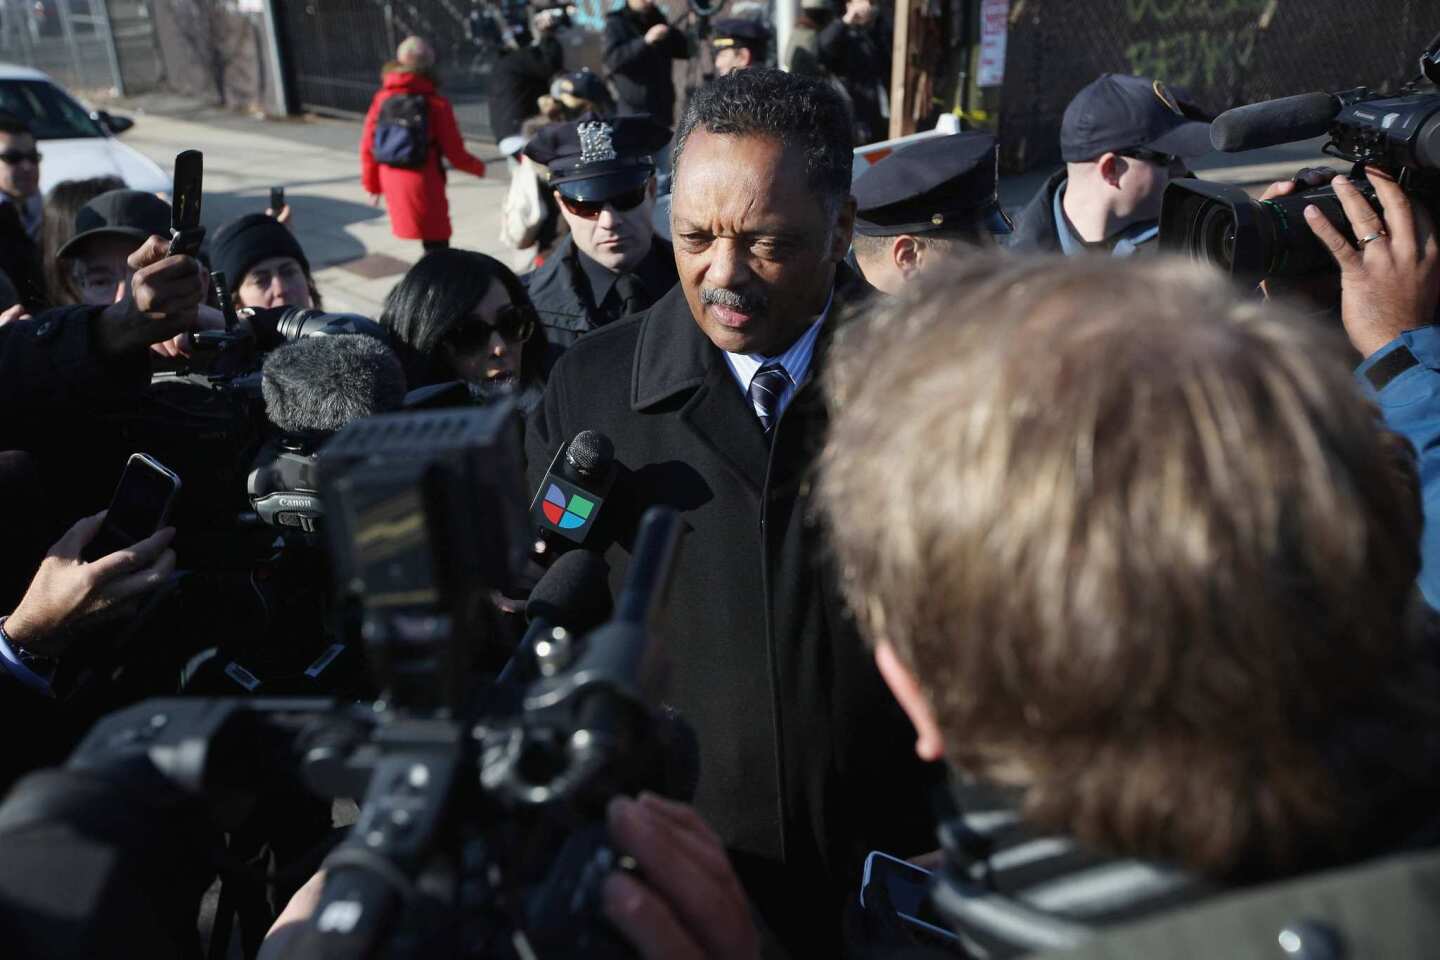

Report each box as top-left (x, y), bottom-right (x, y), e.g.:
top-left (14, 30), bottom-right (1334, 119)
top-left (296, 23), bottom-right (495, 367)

top-left (522, 234), bottom-right (677, 372)
top-left (525, 266), bottom-right (938, 937)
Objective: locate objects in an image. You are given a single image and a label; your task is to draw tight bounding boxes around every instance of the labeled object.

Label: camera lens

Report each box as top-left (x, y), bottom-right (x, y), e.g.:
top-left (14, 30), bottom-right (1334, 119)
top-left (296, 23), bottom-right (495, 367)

top-left (1196, 204), bottom-right (1238, 271)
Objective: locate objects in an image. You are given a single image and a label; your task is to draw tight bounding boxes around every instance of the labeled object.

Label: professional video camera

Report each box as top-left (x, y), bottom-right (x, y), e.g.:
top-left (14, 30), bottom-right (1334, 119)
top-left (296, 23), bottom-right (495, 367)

top-left (27, 403), bottom-right (691, 958)
top-left (1160, 32), bottom-right (1440, 283)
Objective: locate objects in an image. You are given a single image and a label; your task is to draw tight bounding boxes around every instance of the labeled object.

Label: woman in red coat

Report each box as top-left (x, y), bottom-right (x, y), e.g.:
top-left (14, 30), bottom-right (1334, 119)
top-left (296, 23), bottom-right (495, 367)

top-left (360, 36), bottom-right (487, 250)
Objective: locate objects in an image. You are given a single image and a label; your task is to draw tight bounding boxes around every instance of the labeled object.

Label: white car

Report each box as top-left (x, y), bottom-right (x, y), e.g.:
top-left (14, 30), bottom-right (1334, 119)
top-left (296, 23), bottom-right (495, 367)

top-left (0, 63), bottom-right (168, 195)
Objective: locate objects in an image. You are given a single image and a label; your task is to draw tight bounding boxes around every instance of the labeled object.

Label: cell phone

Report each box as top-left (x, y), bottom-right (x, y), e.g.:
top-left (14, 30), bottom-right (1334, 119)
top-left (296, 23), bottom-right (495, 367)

top-left (81, 453), bottom-right (182, 563)
top-left (270, 186), bottom-right (285, 213)
top-left (168, 150), bottom-right (205, 257)
top-left (860, 851), bottom-right (962, 947)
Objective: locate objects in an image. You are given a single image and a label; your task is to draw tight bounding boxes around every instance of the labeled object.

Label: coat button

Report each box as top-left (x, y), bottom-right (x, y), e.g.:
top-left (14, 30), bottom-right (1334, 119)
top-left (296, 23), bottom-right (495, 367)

top-left (34, 320), bottom-right (52, 338)
top-left (1278, 920), bottom-right (1346, 960)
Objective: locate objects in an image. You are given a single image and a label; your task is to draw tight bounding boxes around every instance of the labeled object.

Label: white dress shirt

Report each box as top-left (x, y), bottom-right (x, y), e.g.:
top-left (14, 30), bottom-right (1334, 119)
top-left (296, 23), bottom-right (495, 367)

top-left (722, 291), bottom-right (832, 424)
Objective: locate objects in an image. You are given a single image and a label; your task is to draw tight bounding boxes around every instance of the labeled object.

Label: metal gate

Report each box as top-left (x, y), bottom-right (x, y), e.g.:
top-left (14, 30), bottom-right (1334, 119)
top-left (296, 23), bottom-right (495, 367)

top-left (107, 0), bottom-right (164, 94)
top-left (272, 0), bottom-right (670, 139)
top-left (998, 0), bottom-right (1438, 172)
top-left (276, 0), bottom-right (501, 136)
top-left (0, 0), bottom-right (125, 93)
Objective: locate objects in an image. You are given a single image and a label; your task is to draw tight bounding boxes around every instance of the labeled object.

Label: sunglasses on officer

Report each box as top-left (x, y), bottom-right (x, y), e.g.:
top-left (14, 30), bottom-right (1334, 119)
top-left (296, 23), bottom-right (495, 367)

top-left (0, 150), bottom-right (41, 166)
top-left (447, 303), bottom-right (537, 350)
top-left (558, 184), bottom-right (650, 220)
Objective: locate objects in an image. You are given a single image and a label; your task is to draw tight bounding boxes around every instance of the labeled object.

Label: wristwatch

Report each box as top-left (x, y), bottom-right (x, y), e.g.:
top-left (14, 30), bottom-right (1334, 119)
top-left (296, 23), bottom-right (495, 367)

top-left (0, 616), bottom-right (59, 681)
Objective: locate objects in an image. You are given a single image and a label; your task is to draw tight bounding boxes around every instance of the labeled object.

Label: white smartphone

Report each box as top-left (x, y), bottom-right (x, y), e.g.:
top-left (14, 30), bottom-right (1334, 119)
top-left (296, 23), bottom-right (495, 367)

top-left (860, 850), bottom-right (962, 947)
top-left (82, 453), bottom-right (181, 562)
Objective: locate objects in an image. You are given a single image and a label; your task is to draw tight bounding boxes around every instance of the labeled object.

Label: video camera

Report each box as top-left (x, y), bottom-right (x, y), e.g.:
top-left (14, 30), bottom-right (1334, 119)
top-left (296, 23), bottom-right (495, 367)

top-left (1160, 32), bottom-right (1440, 283)
top-left (46, 403), bottom-right (690, 958)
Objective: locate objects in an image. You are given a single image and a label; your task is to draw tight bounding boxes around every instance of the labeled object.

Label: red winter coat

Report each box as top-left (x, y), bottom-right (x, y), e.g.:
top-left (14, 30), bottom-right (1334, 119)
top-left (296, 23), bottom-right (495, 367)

top-left (360, 67), bottom-right (487, 242)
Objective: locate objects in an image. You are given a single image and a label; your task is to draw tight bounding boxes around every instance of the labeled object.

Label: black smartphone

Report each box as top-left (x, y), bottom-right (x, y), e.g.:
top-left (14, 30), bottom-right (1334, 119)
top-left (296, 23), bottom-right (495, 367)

top-left (860, 851), bottom-right (963, 947)
top-left (270, 186), bottom-right (285, 213)
top-left (82, 454), bottom-right (182, 562)
top-left (168, 150), bottom-right (205, 257)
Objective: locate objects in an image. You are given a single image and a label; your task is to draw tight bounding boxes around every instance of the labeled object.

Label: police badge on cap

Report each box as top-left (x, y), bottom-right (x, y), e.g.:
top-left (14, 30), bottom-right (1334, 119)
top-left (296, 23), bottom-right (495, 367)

top-left (523, 113), bottom-right (673, 202)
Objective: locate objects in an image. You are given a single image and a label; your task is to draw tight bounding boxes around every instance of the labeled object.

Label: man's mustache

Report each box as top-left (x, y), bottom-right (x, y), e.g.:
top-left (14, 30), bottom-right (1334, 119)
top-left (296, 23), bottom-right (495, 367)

top-left (701, 286), bottom-right (769, 315)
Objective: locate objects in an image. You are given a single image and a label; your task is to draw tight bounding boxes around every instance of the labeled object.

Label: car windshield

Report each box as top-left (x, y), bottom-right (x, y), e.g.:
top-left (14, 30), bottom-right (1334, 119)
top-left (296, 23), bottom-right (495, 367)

top-left (0, 79), bottom-right (104, 139)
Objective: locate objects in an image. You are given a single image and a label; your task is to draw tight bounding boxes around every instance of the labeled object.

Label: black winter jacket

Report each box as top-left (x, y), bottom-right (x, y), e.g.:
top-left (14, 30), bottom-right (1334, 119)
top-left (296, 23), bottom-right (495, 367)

top-left (602, 5), bottom-right (689, 122)
top-left (526, 267), bottom-right (939, 952)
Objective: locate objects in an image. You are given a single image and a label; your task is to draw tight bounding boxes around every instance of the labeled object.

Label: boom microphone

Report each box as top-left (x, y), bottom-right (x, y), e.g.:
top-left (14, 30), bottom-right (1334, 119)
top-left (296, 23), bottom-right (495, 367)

top-left (1210, 92), bottom-right (1341, 152)
top-left (529, 430), bottom-right (618, 555)
top-left (261, 334), bottom-right (407, 434)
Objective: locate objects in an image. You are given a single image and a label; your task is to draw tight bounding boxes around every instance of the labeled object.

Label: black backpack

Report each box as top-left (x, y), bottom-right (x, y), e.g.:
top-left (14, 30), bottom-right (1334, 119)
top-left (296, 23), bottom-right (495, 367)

top-left (373, 93), bottom-right (430, 168)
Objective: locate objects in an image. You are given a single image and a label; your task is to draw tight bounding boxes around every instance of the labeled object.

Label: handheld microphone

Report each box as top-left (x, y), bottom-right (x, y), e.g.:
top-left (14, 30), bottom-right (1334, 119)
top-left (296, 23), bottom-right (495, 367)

top-left (260, 334), bottom-right (407, 434)
top-left (1210, 92), bottom-right (1341, 152)
top-left (528, 430), bottom-right (617, 555)
top-left (486, 550), bottom-right (614, 714)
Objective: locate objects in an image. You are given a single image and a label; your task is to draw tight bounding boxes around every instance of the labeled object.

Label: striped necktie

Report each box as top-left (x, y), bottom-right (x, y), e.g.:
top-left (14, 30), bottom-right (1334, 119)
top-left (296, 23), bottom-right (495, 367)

top-left (748, 362), bottom-right (792, 433)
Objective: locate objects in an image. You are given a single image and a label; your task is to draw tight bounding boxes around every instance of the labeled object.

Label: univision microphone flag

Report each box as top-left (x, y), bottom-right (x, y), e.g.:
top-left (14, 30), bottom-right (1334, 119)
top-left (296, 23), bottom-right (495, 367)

top-left (532, 475), bottom-right (603, 543)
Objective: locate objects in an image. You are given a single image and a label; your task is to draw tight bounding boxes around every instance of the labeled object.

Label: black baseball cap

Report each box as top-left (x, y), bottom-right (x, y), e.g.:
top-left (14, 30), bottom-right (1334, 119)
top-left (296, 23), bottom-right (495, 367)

top-left (1060, 74), bottom-right (1213, 163)
top-left (59, 189), bottom-right (171, 259)
top-left (712, 18), bottom-right (768, 55)
top-left (523, 113), bottom-right (671, 202)
top-left (549, 69), bottom-right (608, 105)
top-left (853, 132), bottom-right (1011, 237)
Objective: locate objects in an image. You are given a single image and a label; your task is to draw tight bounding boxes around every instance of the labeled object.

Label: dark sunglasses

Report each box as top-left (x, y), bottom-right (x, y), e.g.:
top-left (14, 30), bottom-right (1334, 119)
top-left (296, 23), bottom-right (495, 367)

top-left (1121, 147), bottom-right (1177, 168)
top-left (448, 304), bottom-right (536, 349)
top-left (0, 150), bottom-right (41, 165)
top-left (559, 185), bottom-right (649, 220)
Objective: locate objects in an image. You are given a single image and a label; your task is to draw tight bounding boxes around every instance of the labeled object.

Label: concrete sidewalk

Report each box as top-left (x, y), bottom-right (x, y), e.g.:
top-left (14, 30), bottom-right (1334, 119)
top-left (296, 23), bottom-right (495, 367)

top-left (113, 102), bottom-right (511, 317)
top-left (107, 102), bottom-right (1332, 317)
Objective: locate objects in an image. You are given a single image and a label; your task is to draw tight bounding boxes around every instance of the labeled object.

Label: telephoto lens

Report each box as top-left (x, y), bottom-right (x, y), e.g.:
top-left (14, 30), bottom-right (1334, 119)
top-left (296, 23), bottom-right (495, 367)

top-left (1159, 177), bottom-right (1383, 283)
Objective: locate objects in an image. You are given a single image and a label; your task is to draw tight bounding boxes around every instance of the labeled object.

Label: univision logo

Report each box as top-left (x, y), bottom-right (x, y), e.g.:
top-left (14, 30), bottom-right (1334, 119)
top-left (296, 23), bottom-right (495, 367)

top-left (541, 482), bottom-right (595, 530)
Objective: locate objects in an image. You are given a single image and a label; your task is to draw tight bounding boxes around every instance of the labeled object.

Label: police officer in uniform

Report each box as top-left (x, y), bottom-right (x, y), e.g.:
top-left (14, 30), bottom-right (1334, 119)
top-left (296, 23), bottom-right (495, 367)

top-left (709, 18), bottom-right (769, 76)
top-left (521, 114), bottom-right (678, 369)
top-left (1010, 73), bottom-right (1212, 257)
top-left (849, 132), bottom-right (1012, 294)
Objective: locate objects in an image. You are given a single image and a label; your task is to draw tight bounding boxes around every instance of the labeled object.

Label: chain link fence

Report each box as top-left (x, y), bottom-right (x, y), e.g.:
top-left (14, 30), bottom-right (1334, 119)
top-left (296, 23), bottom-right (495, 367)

top-left (0, 0), bottom-right (127, 93)
top-left (998, 0), bottom-right (1436, 172)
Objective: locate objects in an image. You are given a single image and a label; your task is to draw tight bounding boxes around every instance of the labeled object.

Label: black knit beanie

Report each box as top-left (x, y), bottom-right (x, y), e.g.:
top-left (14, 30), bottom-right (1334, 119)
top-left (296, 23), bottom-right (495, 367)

top-left (210, 213), bottom-right (310, 290)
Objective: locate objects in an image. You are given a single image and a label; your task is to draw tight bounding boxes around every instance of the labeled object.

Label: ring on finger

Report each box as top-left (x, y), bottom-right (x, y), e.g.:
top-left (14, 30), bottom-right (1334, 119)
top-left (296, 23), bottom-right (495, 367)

top-left (1358, 231), bottom-right (1387, 246)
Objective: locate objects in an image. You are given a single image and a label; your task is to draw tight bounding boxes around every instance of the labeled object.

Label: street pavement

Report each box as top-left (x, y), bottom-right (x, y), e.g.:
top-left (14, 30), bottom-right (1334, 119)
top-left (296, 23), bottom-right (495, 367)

top-left (107, 100), bottom-right (1331, 318)
top-left (113, 100), bottom-right (511, 317)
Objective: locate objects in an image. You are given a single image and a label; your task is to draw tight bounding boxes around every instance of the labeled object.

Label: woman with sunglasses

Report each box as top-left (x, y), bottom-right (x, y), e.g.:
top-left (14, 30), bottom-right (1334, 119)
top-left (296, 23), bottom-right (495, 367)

top-left (379, 249), bottom-right (549, 416)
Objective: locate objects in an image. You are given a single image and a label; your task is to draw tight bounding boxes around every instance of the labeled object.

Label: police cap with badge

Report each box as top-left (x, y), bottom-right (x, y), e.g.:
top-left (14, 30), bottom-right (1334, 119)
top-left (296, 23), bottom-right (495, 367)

top-left (523, 113), bottom-right (672, 203)
top-left (852, 132), bottom-right (1012, 238)
top-left (711, 18), bottom-right (768, 58)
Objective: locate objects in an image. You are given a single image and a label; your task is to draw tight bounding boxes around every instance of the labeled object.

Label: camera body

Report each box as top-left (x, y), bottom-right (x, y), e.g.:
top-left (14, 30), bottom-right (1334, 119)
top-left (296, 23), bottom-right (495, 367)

top-left (56, 407), bottom-right (688, 958)
top-left (1161, 38), bottom-right (1440, 283)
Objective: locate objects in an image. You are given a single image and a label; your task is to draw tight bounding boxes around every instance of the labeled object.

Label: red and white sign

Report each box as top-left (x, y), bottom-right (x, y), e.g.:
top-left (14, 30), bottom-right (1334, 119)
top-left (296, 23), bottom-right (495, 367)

top-left (977, 0), bottom-right (1009, 88)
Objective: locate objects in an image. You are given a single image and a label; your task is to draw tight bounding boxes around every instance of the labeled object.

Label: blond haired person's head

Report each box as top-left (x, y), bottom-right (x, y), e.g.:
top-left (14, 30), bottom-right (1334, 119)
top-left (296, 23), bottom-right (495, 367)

top-left (822, 254), bottom-right (1437, 882)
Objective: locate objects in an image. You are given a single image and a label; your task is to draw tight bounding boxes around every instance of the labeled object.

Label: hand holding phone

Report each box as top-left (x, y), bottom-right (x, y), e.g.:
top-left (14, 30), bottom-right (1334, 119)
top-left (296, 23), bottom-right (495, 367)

top-left (168, 150), bottom-right (205, 257)
top-left (270, 186), bottom-right (285, 214)
top-left (81, 454), bottom-right (182, 562)
top-left (5, 513), bottom-right (176, 658)
top-left (860, 851), bottom-right (962, 947)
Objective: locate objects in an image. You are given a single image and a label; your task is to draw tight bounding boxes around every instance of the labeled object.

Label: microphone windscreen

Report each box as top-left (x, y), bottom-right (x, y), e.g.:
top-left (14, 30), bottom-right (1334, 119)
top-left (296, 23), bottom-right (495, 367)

top-left (564, 429), bottom-right (615, 479)
top-left (526, 549), bottom-right (613, 631)
top-left (1210, 92), bottom-right (1339, 152)
top-left (262, 334), bottom-right (407, 434)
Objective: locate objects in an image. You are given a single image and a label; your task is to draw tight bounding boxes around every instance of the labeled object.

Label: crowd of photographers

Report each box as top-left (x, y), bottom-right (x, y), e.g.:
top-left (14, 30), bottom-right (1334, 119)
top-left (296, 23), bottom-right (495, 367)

top-left (1, 18), bottom-right (1440, 960)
